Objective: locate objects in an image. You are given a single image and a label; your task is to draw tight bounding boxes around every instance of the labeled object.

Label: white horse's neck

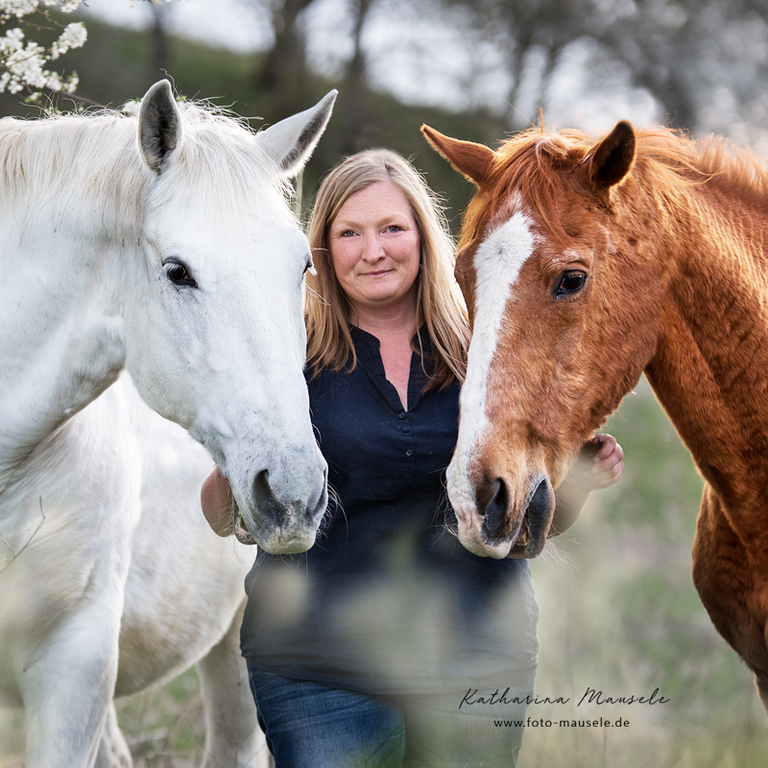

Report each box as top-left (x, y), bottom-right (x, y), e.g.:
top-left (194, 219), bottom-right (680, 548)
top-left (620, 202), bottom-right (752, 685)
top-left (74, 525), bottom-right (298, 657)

top-left (0, 112), bottom-right (160, 492)
top-left (0, 199), bottom-right (133, 493)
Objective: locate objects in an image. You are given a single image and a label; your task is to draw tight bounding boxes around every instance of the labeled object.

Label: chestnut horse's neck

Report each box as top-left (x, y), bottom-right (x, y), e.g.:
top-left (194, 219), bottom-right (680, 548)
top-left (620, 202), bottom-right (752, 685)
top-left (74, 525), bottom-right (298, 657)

top-left (638, 170), bottom-right (768, 537)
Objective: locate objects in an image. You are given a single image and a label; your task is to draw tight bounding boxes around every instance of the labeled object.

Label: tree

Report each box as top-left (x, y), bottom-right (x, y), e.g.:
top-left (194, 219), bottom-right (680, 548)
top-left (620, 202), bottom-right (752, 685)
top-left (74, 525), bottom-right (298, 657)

top-left (147, 0), bottom-right (173, 81)
top-left (237, 0), bottom-right (317, 120)
top-left (337, 0), bottom-right (375, 154)
top-left (438, 0), bottom-right (768, 140)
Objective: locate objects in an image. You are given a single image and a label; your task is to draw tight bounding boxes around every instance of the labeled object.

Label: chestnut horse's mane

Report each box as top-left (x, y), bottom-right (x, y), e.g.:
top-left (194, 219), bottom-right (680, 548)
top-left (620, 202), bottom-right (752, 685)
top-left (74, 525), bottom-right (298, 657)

top-left (460, 123), bottom-right (768, 250)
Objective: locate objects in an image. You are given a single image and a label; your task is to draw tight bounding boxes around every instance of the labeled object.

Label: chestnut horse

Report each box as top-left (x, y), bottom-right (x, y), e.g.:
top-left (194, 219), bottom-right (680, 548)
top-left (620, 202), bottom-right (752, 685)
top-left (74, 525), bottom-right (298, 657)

top-left (422, 119), bottom-right (768, 708)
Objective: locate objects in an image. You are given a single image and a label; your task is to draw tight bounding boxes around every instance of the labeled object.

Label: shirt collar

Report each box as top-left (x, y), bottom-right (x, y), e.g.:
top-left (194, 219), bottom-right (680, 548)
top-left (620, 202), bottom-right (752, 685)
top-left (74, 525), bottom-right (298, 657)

top-left (348, 323), bottom-right (428, 349)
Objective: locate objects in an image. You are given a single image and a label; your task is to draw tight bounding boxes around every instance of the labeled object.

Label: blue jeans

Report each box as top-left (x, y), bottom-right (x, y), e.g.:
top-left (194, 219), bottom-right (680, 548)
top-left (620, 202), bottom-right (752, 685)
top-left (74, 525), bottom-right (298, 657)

top-left (247, 664), bottom-right (530, 768)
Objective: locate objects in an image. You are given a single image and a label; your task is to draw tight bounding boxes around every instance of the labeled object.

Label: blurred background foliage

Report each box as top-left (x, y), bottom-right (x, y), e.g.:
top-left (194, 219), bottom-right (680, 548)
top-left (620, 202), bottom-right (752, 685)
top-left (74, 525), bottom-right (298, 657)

top-left (2, 0), bottom-right (768, 764)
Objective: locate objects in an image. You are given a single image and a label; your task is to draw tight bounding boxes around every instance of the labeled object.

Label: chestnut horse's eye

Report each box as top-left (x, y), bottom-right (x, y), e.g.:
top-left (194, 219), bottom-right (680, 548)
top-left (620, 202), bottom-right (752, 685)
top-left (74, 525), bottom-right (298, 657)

top-left (165, 259), bottom-right (198, 289)
top-left (553, 270), bottom-right (587, 300)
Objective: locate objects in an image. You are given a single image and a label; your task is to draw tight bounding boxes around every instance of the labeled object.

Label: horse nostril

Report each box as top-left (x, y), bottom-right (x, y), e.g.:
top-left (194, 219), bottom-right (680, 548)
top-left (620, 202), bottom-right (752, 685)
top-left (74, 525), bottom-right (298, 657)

top-left (525, 478), bottom-right (554, 555)
top-left (253, 469), bottom-right (284, 525)
top-left (526, 479), bottom-right (551, 518)
top-left (480, 478), bottom-right (507, 516)
top-left (481, 477), bottom-right (509, 541)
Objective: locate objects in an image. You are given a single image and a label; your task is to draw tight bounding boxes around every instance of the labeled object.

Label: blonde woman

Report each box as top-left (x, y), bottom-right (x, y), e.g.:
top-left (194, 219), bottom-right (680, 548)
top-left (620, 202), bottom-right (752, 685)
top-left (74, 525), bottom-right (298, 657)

top-left (202, 149), bottom-right (623, 767)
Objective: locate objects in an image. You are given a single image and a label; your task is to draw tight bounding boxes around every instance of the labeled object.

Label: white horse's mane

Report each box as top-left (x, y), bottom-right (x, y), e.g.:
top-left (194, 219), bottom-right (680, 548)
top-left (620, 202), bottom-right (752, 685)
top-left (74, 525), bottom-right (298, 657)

top-left (0, 100), bottom-right (295, 237)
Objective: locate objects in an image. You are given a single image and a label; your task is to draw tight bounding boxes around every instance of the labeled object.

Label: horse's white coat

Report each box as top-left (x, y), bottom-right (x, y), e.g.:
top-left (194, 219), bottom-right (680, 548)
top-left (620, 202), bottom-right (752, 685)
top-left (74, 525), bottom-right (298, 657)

top-left (448, 209), bottom-right (534, 558)
top-left (0, 82), bottom-right (335, 767)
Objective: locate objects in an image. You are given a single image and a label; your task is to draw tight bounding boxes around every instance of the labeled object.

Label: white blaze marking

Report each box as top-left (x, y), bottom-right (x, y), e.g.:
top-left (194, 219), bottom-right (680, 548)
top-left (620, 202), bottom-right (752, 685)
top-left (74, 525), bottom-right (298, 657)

top-left (449, 210), bottom-right (534, 534)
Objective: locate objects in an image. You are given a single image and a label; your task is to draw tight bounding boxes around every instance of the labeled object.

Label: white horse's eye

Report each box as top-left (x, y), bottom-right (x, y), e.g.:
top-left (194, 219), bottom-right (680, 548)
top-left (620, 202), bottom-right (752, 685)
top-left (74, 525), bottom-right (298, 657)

top-left (304, 253), bottom-right (316, 276)
top-left (165, 259), bottom-right (198, 289)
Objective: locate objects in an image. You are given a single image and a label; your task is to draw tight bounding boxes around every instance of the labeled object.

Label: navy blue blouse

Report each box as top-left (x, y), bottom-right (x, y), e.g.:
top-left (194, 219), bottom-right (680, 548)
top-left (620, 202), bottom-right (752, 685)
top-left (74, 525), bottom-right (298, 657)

top-left (240, 327), bottom-right (539, 696)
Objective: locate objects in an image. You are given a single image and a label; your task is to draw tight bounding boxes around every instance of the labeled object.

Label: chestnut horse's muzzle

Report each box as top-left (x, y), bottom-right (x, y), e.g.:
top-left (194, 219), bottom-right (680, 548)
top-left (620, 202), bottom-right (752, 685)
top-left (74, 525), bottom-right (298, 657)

top-left (478, 474), bottom-right (553, 558)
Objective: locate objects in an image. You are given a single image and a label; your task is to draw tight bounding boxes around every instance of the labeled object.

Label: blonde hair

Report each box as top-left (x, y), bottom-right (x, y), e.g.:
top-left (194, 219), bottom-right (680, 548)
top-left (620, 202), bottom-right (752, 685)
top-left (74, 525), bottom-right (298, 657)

top-left (304, 149), bottom-right (469, 389)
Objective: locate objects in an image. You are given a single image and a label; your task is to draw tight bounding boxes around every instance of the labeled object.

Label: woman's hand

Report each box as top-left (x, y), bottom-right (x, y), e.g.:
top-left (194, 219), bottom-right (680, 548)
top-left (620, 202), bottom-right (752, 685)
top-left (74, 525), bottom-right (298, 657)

top-left (581, 434), bottom-right (624, 490)
top-left (200, 465), bottom-right (235, 537)
top-left (549, 434), bottom-right (624, 536)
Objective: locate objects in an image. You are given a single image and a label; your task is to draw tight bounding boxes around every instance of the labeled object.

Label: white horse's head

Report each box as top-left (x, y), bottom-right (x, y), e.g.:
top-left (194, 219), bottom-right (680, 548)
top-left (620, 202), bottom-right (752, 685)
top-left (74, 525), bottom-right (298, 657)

top-left (122, 81), bottom-right (333, 553)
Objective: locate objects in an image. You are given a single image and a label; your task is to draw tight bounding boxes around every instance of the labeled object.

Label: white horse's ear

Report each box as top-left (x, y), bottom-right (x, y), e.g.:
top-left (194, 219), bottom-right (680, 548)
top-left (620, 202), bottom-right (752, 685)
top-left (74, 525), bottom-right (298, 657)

top-left (138, 80), bottom-right (183, 174)
top-left (257, 90), bottom-right (337, 178)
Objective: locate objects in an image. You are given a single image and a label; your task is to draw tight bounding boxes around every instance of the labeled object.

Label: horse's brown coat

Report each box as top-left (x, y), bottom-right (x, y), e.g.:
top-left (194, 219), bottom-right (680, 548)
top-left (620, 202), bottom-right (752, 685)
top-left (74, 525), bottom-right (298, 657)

top-left (423, 120), bottom-right (768, 707)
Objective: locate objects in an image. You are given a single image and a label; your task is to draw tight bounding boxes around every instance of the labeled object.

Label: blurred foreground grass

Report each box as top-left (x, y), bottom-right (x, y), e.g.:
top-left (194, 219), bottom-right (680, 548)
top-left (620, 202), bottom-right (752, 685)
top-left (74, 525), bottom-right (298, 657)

top-left (0, 670), bottom-right (205, 768)
top-left (114, 671), bottom-right (206, 768)
top-left (2, 377), bottom-right (766, 767)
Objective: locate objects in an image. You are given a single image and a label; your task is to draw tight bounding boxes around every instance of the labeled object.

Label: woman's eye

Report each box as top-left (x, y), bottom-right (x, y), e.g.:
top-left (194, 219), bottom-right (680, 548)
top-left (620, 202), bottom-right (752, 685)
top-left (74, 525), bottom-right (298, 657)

top-left (338, 229), bottom-right (356, 238)
top-left (553, 270), bottom-right (587, 299)
top-left (165, 260), bottom-right (198, 288)
top-left (386, 225), bottom-right (403, 233)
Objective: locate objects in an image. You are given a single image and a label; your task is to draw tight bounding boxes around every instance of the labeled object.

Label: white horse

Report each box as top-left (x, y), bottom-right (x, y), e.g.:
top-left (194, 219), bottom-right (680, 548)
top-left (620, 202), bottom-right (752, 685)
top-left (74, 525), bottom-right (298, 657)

top-left (0, 80), bottom-right (335, 767)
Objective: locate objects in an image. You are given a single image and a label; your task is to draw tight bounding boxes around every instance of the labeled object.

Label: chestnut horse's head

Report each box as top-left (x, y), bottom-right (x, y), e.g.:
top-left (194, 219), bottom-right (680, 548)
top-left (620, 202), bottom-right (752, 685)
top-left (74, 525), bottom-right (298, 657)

top-left (423, 121), bottom-right (664, 559)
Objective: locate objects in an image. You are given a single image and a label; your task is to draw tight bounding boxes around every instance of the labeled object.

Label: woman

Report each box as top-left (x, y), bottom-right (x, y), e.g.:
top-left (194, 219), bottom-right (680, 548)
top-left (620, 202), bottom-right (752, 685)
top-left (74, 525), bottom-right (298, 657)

top-left (201, 149), bottom-right (623, 768)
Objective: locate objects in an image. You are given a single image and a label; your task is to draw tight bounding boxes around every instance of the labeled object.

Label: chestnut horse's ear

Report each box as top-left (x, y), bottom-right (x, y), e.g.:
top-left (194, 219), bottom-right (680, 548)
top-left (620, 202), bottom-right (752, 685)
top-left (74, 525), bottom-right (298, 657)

top-left (421, 125), bottom-right (497, 186)
top-left (584, 120), bottom-right (636, 192)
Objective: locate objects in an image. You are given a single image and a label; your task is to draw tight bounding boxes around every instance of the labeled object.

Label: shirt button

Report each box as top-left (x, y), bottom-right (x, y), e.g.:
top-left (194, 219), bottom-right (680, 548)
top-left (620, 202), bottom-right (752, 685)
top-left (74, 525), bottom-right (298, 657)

top-left (398, 412), bottom-right (406, 420)
top-left (405, 449), bottom-right (413, 457)
top-left (402, 426), bottom-right (411, 434)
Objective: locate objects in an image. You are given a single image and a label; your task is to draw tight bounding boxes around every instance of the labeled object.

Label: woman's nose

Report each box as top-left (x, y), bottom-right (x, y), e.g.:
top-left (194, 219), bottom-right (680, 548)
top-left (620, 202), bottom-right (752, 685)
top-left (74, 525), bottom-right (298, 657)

top-left (361, 234), bottom-right (385, 261)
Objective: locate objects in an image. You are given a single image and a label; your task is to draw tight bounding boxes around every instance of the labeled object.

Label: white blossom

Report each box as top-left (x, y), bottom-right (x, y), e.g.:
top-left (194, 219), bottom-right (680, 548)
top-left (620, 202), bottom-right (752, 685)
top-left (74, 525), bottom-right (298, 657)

top-left (0, 0), bottom-right (175, 101)
top-left (0, 1), bottom-right (80, 22)
top-left (50, 22), bottom-right (87, 60)
top-left (0, 1), bottom-right (41, 20)
top-left (121, 98), bottom-right (141, 115)
top-left (0, 1), bottom-right (85, 98)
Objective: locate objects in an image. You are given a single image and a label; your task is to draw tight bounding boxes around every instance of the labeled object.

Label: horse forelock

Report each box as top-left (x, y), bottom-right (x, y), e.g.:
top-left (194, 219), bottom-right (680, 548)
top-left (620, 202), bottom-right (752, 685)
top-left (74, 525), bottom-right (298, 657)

top-left (0, 100), bottom-right (295, 243)
top-left (458, 128), bottom-right (590, 256)
top-left (150, 105), bottom-right (296, 226)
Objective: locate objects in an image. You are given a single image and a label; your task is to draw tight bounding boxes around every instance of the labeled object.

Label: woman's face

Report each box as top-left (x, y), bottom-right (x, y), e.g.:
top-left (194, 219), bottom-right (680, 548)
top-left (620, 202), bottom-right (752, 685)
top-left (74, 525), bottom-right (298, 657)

top-left (327, 180), bottom-right (421, 318)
